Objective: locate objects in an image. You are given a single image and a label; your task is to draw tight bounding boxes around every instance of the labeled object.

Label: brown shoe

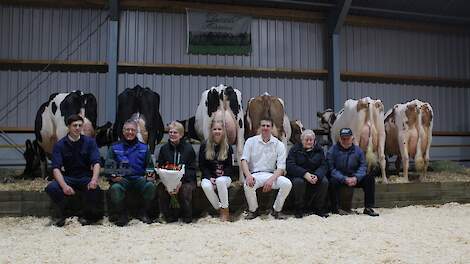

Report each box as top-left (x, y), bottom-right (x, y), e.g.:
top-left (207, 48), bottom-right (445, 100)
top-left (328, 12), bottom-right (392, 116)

top-left (220, 208), bottom-right (230, 222)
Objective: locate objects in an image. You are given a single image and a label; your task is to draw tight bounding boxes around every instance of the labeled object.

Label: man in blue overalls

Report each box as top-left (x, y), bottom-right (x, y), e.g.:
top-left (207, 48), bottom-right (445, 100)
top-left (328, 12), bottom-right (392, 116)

top-left (106, 119), bottom-right (156, 226)
top-left (45, 114), bottom-right (102, 226)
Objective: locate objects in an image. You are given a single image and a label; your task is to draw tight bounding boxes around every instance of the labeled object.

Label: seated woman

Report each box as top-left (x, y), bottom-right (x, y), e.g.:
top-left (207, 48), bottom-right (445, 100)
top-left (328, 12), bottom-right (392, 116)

top-left (156, 121), bottom-right (197, 223)
top-left (286, 129), bottom-right (329, 218)
top-left (199, 119), bottom-right (233, 221)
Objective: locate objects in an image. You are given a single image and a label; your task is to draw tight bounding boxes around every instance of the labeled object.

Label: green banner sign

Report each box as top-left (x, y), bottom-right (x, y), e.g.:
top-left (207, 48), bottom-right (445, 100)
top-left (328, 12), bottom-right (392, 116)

top-left (186, 9), bottom-right (252, 55)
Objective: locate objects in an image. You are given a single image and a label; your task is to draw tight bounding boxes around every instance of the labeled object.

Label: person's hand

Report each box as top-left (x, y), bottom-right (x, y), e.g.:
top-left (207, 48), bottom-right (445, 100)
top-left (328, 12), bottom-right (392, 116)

top-left (311, 175), bottom-right (318, 184)
top-left (345, 177), bottom-right (357, 187)
top-left (170, 182), bottom-right (182, 195)
top-left (263, 177), bottom-right (275, 192)
top-left (62, 184), bottom-right (75, 196)
top-left (110, 175), bottom-right (123, 183)
top-left (245, 175), bottom-right (255, 187)
top-left (304, 173), bottom-right (318, 185)
top-left (146, 172), bottom-right (156, 182)
top-left (87, 179), bottom-right (98, 190)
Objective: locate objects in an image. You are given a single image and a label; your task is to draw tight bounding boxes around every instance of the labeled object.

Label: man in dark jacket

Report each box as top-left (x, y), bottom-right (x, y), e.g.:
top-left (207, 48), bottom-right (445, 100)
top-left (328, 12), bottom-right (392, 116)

top-left (326, 127), bottom-right (379, 216)
top-left (106, 119), bottom-right (156, 226)
top-left (45, 114), bottom-right (102, 226)
top-left (286, 129), bottom-right (329, 218)
top-left (156, 121), bottom-right (197, 223)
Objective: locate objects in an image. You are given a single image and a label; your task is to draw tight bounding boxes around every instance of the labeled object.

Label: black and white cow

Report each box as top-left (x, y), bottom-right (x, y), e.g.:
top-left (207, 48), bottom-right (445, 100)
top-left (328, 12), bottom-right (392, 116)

top-left (195, 84), bottom-right (245, 181)
top-left (23, 91), bottom-right (98, 178)
top-left (113, 85), bottom-right (165, 153)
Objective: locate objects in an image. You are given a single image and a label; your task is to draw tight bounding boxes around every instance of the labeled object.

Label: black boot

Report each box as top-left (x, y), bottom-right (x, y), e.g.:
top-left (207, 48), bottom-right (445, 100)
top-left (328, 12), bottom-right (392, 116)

top-left (53, 201), bottom-right (67, 227)
top-left (115, 203), bottom-right (129, 227)
top-left (138, 201), bottom-right (153, 224)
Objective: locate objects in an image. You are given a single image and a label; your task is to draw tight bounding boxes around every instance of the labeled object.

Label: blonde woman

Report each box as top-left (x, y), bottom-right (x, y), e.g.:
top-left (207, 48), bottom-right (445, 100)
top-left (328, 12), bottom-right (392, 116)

top-left (199, 119), bottom-right (233, 221)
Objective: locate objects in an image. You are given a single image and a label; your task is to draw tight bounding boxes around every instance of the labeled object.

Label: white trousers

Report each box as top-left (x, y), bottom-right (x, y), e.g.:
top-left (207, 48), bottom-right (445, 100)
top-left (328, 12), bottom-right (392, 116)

top-left (201, 176), bottom-right (232, 209)
top-left (244, 172), bottom-right (292, 213)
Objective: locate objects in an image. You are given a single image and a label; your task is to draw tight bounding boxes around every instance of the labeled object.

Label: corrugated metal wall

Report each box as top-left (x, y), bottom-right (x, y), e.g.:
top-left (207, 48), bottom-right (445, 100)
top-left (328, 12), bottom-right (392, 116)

top-left (0, 6), bottom-right (108, 61)
top-left (341, 25), bottom-right (470, 79)
top-left (119, 10), bottom-right (325, 69)
top-left (1, 6), bottom-right (470, 132)
top-left (119, 74), bottom-right (325, 128)
top-left (0, 71), bottom-right (108, 127)
top-left (340, 24), bottom-right (470, 131)
top-left (342, 82), bottom-right (470, 131)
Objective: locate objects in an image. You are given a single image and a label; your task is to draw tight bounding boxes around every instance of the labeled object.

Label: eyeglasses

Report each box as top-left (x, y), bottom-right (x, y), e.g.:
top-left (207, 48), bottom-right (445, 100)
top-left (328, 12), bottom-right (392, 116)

top-left (123, 128), bottom-right (136, 132)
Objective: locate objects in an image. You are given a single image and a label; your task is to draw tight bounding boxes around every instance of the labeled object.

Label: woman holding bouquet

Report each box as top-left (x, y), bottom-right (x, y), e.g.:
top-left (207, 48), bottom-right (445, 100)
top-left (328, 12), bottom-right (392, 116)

top-left (156, 121), bottom-right (197, 223)
top-left (199, 119), bottom-right (233, 221)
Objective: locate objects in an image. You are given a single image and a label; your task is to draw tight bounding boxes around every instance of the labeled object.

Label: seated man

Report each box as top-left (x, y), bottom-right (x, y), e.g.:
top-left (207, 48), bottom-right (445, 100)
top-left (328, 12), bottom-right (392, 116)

top-left (326, 127), bottom-right (379, 216)
top-left (106, 119), bottom-right (156, 226)
top-left (286, 129), bottom-right (329, 218)
top-left (45, 114), bottom-right (102, 227)
top-left (242, 118), bottom-right (292, 220)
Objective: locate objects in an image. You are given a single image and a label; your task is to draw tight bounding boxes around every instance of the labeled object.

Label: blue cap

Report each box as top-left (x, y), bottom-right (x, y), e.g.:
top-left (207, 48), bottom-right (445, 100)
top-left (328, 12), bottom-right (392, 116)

top-left (339, 128), bottom-right (353, 137)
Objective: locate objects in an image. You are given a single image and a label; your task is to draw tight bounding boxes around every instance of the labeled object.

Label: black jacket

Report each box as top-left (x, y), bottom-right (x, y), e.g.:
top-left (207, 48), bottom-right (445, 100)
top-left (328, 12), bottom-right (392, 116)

top-left (157, 140), bottom-right (196, 183)
top-left (198, 141), bottom-right (233, 180)
top-left (286, 143), bottom-right (327, 182)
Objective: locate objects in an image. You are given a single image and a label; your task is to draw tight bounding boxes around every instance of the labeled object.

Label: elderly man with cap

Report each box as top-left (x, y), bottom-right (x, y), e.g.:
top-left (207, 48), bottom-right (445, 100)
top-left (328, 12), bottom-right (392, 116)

top-left (326, 127), bottom-right (379, 216)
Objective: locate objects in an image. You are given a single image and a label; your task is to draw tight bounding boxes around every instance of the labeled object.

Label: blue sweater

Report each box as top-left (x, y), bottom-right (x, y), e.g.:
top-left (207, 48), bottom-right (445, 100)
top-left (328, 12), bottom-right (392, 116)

top-left (51, 135), bottom-right (100, 178)
top-left (107, 139), bottom-right (154, 180)
top-left (326, 142), bottom-right (367, 183)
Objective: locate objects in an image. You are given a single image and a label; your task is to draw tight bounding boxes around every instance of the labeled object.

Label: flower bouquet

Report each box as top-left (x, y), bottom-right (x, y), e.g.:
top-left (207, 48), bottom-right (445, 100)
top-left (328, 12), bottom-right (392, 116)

top-left (156, 163), bottom-right (185, 209)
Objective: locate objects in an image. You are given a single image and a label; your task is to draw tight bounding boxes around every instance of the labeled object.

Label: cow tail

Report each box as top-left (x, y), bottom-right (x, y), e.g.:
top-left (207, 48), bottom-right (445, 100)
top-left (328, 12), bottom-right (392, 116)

top-left (365, 103), bottom-right (378, 169)
top-left (366, 140), bottom-right (378, 169)
top-left (415, 106), bottom-right (425, 173)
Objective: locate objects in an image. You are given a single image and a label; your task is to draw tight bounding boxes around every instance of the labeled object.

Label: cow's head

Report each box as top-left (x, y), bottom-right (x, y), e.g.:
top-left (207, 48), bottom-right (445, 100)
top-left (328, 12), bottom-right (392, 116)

top-left (95, 122), bottom-right (115, 147)
top-left (290, 119), bottom-right (305, 144)
top-left (317, 109), bottom-right (336, 132)
top-left (22, 139), bottom-right (43, 179)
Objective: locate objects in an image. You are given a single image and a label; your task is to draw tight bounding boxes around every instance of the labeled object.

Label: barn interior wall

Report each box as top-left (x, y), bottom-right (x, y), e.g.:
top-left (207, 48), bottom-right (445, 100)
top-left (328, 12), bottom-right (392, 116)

top-left (119, 10), bottom-right (325, 70)
top-left (0, 6), bottom-right (108, 61)
top-left (341, 82), bottom-right (470, 132)
top-left (118, 74), bottom-right (325, 130)
top-left (0, 71), bottom-right (108, 128)
top-left (1, 6), bottom-right (469, 133)
top-left (341, 25), bottom-right (470, 79)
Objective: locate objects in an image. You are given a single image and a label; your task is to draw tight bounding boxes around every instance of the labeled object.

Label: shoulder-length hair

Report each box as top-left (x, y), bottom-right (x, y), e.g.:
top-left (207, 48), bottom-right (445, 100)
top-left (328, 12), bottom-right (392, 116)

top-left (205, 119), bottom-right (229, 161)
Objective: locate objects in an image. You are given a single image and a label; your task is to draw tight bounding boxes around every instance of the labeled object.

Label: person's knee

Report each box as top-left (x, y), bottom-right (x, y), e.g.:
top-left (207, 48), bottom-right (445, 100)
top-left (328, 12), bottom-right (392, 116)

top-left (201, 179), bottom-right (213, 191)
top-left (291, 177), bottom-right (305, 188)
top-left (109, 184), bottom-right (126, 203)
top-left (280, 177), bottom-right (292, 191)
top-left (142, 183), bottom-right (156, 201)
top-left (319, 177), bottom-right (329, 189)
top-left (215, 177), bottom-right (229, 185)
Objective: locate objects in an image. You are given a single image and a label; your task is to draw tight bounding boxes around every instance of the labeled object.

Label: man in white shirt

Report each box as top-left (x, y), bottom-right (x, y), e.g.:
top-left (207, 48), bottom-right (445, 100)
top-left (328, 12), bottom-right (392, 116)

top-left (241, 118), bottom-right (292, 220)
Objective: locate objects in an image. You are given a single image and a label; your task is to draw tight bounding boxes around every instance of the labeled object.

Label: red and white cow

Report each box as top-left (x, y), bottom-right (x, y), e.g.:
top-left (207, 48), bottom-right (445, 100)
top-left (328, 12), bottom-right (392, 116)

top-left (385, 99), bottom-right (433, 181)
top-left (327, 97), bottom-right (387, 183)
top-left (244, 93), bottom-right (292, 148)
top-left (289, 119), bottom-right (305, 145)
top-left (195, 84), bottom-right (245, 181)
top-left (24, 91), bottom-right (98, 178)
